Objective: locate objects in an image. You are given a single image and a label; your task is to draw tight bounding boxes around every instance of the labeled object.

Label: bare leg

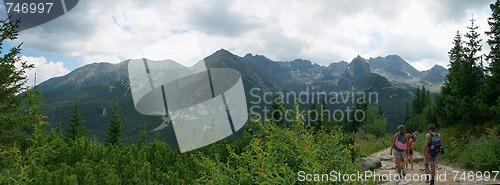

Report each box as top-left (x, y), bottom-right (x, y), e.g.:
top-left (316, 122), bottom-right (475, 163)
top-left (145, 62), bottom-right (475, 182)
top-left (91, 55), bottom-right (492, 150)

top-left (409, 154), bottom-right (414, 169)
top-left (405, 154), bottom-right (409, 169)
top-left (395, 157), bottom-right (402, 174)
top-left (431, 163), bottom-right (436, 179)
top-left (424, 155), bottom-right (430, 182)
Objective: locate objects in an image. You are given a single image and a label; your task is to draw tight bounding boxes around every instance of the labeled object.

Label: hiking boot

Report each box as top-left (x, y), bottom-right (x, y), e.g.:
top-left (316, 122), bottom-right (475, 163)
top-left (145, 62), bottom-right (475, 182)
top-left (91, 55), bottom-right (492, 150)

top-left (425, 175), bottom-right (430, 183)
top-left (430, 179), bottom-right (435, 185)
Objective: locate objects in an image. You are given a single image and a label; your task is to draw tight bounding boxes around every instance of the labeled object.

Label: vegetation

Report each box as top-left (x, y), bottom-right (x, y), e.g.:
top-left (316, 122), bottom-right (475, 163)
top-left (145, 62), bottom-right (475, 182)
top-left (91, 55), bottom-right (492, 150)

top-left (0, 21), bottom-right (363, 183)
top-left (0, 18), bottom-right (35, 147)
top-left (1, 0), bottom-right (500, 183)
top-left (106, 103), bottom-right (124, 145)
top-left (66, 101), bottom-right (87, 140)
top-left (0, 113), bottom-right (365, 184)
top-left (403, 0), bottom-right (500, 171)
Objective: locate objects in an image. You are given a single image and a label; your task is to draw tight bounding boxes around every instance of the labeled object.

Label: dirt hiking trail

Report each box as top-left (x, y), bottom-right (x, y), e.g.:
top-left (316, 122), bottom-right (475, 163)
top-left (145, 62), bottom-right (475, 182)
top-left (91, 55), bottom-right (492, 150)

top-left (367, 147), bottom-right (500, 185)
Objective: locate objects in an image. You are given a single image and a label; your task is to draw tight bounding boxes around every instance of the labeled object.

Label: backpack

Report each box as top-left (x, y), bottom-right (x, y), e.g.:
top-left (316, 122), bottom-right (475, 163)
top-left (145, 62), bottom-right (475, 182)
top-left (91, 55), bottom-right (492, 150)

top-left (394, 133), bottom-right (407, 151)
top-left (427, 133), bottom-right (444, 158)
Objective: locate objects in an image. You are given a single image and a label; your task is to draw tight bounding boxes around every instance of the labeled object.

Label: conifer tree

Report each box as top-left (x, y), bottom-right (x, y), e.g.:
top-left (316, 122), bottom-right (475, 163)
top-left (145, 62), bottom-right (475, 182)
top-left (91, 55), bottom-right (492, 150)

top-left (67, 101), bottom-right (87, 140)
top-left (138, 116), bottom-right (148, 147)
top-left (438, 31), bottom-right (466, 126)
top-left (0, 18), bottom-right (36, 146)
top-left (269, 92), bottom-right (286, 125)
top-left (484, 0), bottom-right (500, 122)
top-left (106, 103), bottom-right (123, 145)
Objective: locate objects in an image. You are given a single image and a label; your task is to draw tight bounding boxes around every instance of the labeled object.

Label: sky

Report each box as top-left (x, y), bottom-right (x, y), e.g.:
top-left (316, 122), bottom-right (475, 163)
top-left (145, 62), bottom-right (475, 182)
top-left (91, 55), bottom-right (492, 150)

top-left (0, 0), bottom-right (495, 86)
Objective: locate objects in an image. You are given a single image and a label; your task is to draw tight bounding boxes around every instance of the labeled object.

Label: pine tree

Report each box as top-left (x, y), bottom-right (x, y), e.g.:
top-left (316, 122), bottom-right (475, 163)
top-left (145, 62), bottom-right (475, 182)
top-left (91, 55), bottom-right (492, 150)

top-left (484, 0), bottom-right (500, 122)
top-left (138, 116), bottom-right (148, 147)
top-left (106, 103), bottom-right (123, 145)
top-left (308, 102), bottom-right (317, 126)
top-left (439, 20), bottom-right (486, 126)
top-left (412, 87), bottom-right (422, 115)
top-left (411, 86), bottom-right (431, 115)
top-left (67, 101), bottom-right (87, 140)
top-left (269, 92), bottom-right (286, 125)
top-left (404, 101), bottom-right (410, 122)
top-left (422, 86), bottom-right (431, 107)
top-left (0, 18), bottom-right (36, 146)
top-left (346, 101), bottom-right (367, 133)
top-left (464, 17), bottom-right (485, 95)
top-left (438, 31), bottom-right (466, 126)
top-left (318, 96), bottom-right (328, 123)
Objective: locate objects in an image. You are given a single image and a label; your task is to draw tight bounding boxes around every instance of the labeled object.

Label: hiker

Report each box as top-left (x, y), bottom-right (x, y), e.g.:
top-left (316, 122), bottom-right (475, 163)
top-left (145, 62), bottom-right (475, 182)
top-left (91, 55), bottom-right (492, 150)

top-left (390, 125), bottom-right (409, 178)
top-left (405, 131), bottom-right (418, 170)
top-left (424, 124), bottom-right (443, 185)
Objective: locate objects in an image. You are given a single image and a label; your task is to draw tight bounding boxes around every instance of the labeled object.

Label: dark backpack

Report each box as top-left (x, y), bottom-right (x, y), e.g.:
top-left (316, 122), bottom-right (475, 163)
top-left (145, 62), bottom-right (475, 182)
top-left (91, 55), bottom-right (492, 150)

top-left (427, 133), bottom-right (444, 158)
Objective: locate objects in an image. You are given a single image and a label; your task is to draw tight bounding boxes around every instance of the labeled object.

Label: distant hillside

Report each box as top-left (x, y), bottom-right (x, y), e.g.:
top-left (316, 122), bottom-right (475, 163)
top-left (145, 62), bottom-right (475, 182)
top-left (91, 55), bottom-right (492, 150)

top-left (367, 55), bottom-right (448, 90)
top-left (37, 49), bottom-right (445, 144)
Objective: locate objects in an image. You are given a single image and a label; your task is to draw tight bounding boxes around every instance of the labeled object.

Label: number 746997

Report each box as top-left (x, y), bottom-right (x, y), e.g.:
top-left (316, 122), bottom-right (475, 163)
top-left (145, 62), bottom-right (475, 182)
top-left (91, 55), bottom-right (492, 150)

top-left (5, 3), bottom-right (53, 14)
top-left (452, 171), bottom-right (499, 182)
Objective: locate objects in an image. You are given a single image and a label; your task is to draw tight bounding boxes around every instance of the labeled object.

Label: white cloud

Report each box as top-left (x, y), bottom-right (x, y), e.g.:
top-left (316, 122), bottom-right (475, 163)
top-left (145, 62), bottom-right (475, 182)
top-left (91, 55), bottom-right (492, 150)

top-left (19, 56), bottom-right (70, 86)
top-left (14, 0), bottom-right (495, 70)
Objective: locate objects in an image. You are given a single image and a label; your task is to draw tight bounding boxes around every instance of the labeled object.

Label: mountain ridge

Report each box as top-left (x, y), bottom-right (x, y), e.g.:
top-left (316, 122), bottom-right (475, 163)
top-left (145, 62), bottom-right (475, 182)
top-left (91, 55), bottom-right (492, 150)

top-left (36, 49), bottom-right (448, 142)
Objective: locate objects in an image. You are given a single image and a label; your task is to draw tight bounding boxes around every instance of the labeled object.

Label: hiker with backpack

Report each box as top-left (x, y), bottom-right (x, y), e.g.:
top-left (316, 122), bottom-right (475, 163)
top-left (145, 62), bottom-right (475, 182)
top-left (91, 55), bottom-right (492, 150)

top-left (390, 125), bottom-right (409, 178)
top-left (424, 124), bottom-right (444, 185)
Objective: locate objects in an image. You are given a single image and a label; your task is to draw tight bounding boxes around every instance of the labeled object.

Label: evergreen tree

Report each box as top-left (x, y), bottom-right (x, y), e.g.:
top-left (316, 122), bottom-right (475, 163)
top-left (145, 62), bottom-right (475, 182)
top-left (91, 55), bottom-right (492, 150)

top-left (464, 17), bottom-right (485, 98)
top-left (439, 19), bottom-right (487, 126)
top-left (138, 116), bottom-right (148, 147)
top-left (362, 106), bottom-right (388, 137)
top-left (412, 87), bottom-right (422, 115)
top-left (318, 96), bottom-right (328, 123)
top-left (345, 101), bottom-right (367, 133)
top-left (411, 86), bottom-right (431, 115)
top-left (438, 31), bottom-right (468, 126)
top-left (422, 86), bottom-right (431, 107)
top-left (484, 0), bottom-right (500, 122)
top-left (269, 92), bottom-right (286, 125)
top-left (308, 102), bottom-right (317, 126)
top-left (404, 101), bottom-right (410, 122)
top-left (67, 101), bottom-right (87, 140)
top-left (0, 18), bottom-right (37, 147)
top-left (106, 103), bottom-right (123, 145)
top-left (463, 18), bottom-right (486, 124)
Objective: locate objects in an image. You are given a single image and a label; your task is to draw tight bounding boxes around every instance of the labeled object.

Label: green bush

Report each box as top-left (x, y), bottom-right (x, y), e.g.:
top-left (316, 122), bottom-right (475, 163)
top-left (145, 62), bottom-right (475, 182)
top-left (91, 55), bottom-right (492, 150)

top-left (195, 119), bottom-right (361, 184)
top-left (1, 109), bottom-right (362, 184)
top-left (459, 133), bottom-right (500, 171)
top-left (358, 133), bottom-right (392, 157)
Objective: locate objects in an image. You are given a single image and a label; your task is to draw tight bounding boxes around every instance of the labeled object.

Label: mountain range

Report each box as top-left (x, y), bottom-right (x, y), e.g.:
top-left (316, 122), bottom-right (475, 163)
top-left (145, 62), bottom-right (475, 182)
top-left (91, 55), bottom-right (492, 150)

top-left (36, 49), bottom-right (448, 143)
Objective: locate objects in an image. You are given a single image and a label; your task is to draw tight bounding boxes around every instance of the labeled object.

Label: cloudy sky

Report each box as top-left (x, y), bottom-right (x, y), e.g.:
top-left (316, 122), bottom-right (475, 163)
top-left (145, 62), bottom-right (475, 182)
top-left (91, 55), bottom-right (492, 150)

top-left (0, 0), bottom-right (495, 85)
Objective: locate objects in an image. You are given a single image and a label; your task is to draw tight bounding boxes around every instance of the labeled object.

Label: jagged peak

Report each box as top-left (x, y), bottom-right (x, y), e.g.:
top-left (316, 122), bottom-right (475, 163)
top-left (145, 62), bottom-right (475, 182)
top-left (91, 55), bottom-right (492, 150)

top-left (350, 55), bottom-right (368, 64)
top-left (291, 59), bottom-right (312, 65)
top-left (385, 54), bottom-right (404, 60)
top-left (327, 61), bottom-right (348, 68)
top-left (430, 64), bottom-right (447, 70)
top-left (345, 56), bottom-right (371, 75)
top-left (215, 48), bottom-right (231, 54)
top-left (355, 55), bottom-right (364, 60)
top-left (244, 53), bottom-right (272, 61)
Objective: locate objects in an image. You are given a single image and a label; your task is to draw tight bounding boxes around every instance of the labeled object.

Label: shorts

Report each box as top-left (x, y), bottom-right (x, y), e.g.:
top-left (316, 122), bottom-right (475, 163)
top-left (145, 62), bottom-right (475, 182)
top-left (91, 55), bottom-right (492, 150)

top-left (394, 150), bottom-right (405, 159)
top-left (406, 149), bottom-right (413, 155)
top-left (424, 153), bottom-right (439, 164)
